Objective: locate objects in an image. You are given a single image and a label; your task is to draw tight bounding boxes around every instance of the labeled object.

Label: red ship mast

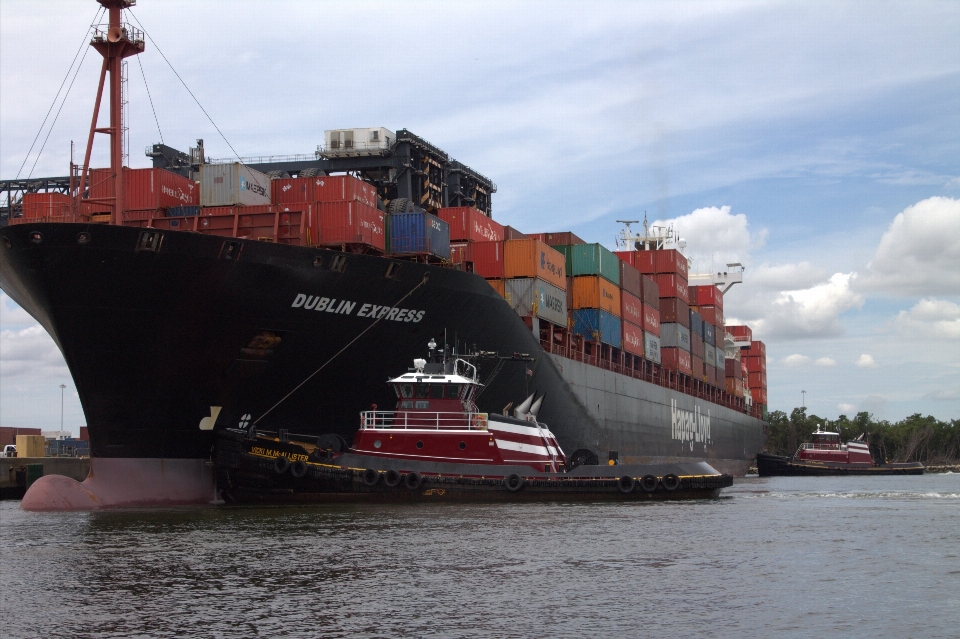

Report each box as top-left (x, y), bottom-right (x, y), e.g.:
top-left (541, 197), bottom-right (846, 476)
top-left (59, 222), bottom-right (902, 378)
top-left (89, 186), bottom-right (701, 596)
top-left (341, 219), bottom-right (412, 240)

top-left (76, 0), bottom-right (144, 225)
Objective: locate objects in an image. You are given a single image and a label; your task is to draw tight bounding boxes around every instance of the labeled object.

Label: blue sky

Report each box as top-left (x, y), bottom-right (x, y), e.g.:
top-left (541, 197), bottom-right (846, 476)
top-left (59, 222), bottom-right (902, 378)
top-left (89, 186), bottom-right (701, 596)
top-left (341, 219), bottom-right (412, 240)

top-left (2, 0), bottom-right (959, 433)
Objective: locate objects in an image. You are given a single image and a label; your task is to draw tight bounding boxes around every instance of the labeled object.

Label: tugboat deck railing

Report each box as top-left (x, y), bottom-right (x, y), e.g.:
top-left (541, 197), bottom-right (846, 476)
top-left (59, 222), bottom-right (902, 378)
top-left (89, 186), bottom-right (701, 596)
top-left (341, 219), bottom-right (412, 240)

top-left (361, 410), bottom-right (487, 430)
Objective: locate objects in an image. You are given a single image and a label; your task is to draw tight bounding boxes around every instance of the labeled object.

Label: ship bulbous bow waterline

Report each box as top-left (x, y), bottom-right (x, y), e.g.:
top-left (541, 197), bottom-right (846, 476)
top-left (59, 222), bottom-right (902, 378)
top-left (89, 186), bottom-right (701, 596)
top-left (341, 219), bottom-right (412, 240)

top-left (2, 223), bottom-right (764, 510)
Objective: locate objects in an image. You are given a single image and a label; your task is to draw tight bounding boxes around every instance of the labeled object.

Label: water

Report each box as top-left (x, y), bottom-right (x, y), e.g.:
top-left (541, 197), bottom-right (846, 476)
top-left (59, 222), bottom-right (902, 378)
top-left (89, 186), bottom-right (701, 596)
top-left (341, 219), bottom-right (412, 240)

top-left (1, 474), bottom-right (958, 639)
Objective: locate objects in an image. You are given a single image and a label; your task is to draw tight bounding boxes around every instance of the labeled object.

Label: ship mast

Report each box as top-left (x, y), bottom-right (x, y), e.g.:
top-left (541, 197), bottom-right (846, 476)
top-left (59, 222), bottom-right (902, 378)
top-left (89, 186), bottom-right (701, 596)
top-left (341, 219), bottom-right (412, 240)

top-left (78, 0), bottom-right (145, 225)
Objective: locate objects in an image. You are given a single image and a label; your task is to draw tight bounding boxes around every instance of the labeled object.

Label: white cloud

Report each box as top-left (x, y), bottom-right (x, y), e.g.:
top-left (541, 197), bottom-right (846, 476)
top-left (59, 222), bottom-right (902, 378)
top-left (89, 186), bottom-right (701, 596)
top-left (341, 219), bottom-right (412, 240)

top-left (0, 326), bottom-right (69, 378)
top-left (837, 403), bottom-right (857, 414)
top-left (815, 357), bottom-right (837, 366)
top-left (746, 272), bottom-right (864, 339)
top-left (783, 354), bottom-right (810, 367)
top-left (923, 389), bottom-right (960, 401)
top-left (0, 293), bottom-right (37, 329)
top-left (862, 196), bottom-right (960, 296)
top-left (751, 262), bottom-right (828, 291)
top-left (855, 354), bottom-right (879, 368)
top-left (892, 298), bottom-right (960, 340)
top-left (652, 206), bottom-right (765, 273)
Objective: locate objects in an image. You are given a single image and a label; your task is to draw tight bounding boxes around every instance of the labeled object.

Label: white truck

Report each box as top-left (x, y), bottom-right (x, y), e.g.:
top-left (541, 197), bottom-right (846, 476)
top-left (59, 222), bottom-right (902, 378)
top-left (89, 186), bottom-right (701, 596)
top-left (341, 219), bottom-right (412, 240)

top-left (1, 445), bottom-right (16, 458)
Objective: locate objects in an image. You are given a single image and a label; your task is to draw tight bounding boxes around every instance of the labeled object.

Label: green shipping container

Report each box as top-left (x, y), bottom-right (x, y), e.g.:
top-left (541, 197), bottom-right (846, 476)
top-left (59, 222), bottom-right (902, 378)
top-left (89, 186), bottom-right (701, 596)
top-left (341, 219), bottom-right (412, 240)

top-left (553, 243), bottom-right (620, 286)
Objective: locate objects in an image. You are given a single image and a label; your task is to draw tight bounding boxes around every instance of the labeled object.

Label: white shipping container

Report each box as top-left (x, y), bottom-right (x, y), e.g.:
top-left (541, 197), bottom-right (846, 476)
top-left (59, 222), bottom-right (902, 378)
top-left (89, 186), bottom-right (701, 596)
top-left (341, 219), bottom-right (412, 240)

top-left (644, 332), bottom-right (661, 364)
top-left (200, 163), bottom-right (272, 207)
top-left (504, 278), bottom-right (567, 327)
top-left (324, 127), bottom-right (394, 155)
top-left (715, 346), bottom-right (725, 369)
top-left (660, 322), bottom-right (691, 351)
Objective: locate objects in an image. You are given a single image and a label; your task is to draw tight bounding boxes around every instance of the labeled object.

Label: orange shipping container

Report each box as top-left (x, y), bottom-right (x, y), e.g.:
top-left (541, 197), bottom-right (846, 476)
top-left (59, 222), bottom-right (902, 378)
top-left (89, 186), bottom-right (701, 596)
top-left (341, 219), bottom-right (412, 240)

top-left (21, 192), bottom-right (72, 219)
top-left (572, 276), bottom-right (620, 316)
top-left (503, 239), bottom-right (566, 289)
top-left (487, 279), bottom-right (506, 298)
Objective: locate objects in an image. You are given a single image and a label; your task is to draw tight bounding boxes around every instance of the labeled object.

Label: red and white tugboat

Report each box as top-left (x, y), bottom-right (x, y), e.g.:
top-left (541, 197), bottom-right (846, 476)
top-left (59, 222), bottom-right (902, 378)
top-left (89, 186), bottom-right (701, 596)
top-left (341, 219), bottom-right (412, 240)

top-left (756, 425), bottom-right (924, 477)
top-left (215, 343), bottom-right (733, 502)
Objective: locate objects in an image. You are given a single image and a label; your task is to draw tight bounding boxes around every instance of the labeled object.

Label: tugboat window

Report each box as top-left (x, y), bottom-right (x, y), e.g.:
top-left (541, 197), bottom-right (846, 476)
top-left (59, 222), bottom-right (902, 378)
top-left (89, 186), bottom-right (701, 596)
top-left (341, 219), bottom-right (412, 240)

top-left (416, 384), bottom-right (429, 399)
top-left (447, 384), bottom-right (461, 399)
top-left (400, 384), bottom-right (414, 398)
top-left (430, 385), bottom-right (444, 399)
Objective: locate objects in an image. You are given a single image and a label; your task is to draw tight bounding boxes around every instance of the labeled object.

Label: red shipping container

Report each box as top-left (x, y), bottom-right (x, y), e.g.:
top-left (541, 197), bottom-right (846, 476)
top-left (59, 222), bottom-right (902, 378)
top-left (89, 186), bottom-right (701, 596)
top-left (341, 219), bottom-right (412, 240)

top-left (503, 226), bottom-right (528, 240)
top-left (123, 168), bottom-right (199, 210)
top-left (622, 322), bottom-right (645, 356)
top-left (652, 274), bottom-right (688, 302)
top-left (659, 298), bottom-right (690, 327)
top-left (691, 355), bottom-right (705, 380)
top-left (272, 177), bottom-right (315, 204)
top-left (21, 193), bottom-right (72, 218)
top-left (747, 371), bottom-right (767, 389)
top-left (742, 340), bottom-right (766, 357)
top-left (450, 242), bottom-right (473, 265)
top-left (742, 355), bottom-right (766, 373)
top-left (690, 333), bottom-right (704, 358)
top-left (620, 290), bottom-right (644, 326)
top-left (725, 359), bottom-right (743, 379)
top-left (640, 275), bottom-right (659, 309)
top-left (619, 260), bottom-right (642, 299)
top-left (642, 304), bottom-right (661, 336)
top-left (531, 231), bottom-right (585, 245)
top-left (726, 325), bottom-right (753, 342)
top-left (315, 201), bottom-right (385, 251)
top-left (201, 204), bottom-right (275, 217)
top-left (661, 347), bottom-right (692, 374)
top-left (696, 305), bottom-right (723, 327)
top-left (725, 377), bottom-right (744, 397)
top-left (706, 365), bottom-right (717, 387)
top-left (315, 175), bottom-right (378, 208)
top-left (437, 207), bottom-right (505, 242)
top-left (472, 240), bottom-right (505, 278)
top-left (753, 388), bottom-right (768, 405)
top-left (654, 249), bottom-right (689, 278)
top-left (693, 284), bottom-right (723, 310)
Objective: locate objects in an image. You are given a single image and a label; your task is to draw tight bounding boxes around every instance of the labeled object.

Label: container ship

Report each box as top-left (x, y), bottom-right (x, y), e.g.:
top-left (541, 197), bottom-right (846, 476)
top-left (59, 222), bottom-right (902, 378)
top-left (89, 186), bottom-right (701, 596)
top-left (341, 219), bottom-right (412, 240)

top-left (0, 0), bottom-right (766, 509)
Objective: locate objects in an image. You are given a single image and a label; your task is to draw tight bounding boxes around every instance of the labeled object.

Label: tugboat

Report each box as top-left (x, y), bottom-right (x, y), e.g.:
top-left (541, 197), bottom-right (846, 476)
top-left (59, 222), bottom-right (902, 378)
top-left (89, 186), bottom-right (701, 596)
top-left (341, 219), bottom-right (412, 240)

top-left (756, 425), bottom-right (924, 476)
top-left (215, 342), bottom-right (733, 502)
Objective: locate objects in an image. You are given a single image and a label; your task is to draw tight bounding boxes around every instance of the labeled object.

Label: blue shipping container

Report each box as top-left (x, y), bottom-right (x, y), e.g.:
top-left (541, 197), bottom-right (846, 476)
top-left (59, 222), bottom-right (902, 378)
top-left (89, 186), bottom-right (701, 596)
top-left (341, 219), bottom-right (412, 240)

top-left (703, 323), bottom-right (715, 346)
top-left (572, 308), bottom-right (622, 348)
top-left (689, 310), bottom-right (704, 338)
top-left (167, 205), bottom-right (199, 217)
top-left (389, 212), bottom-right (450, 259)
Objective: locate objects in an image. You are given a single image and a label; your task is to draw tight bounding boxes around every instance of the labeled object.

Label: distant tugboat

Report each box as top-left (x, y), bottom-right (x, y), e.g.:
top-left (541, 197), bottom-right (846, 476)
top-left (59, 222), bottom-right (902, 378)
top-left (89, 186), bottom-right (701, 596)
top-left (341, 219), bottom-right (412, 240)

top-left (215, 343), bottom-right (733, 503)
top-left (756, 425), bottom-right (924, 476)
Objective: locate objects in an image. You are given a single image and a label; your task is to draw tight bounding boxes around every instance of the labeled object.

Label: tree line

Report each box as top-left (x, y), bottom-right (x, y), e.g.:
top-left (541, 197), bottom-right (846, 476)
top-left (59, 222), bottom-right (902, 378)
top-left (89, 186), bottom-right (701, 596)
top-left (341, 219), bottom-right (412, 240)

top-left (764, 409), bottom-right (960, 463)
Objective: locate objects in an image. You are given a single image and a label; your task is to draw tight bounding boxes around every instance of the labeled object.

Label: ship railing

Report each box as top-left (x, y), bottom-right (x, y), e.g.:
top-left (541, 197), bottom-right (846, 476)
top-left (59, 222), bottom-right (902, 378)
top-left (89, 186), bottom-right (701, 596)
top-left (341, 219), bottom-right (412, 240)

top-left (360, 411), bottom-right (488, 431)
top-left (797, 443), bottom-right (841, 451)
top-left (539, 340), bottom-right (763, 420)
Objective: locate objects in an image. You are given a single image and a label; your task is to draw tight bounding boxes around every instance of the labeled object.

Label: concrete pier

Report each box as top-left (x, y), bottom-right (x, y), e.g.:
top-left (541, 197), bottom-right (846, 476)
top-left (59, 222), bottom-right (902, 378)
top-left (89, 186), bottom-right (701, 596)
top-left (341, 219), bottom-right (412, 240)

top-left (0, 458), bottom-right (90, 499)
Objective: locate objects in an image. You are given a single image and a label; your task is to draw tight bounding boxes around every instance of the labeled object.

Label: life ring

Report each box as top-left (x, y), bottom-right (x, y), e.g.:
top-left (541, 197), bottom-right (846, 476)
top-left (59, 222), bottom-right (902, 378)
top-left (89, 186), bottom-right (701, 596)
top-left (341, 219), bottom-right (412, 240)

top-left (472, 413), bottom-right (487, 430)
top-left (362, 468), bottom-right (380, 486)
top-left (640, 474), bottom-right (659, 492)
top-left (662, 473), bottom-right (680, 491)
top-left (617, 475), bottom-right (636, 494)
top-left (273, 456), bottom-right (290, 474)
top-left (504, 473), bottom-right (524, 492)
top-left (384, 469), bottom-right (402, 487)
top-left (290, 460), bottom-right (307, 478)
top-left (404, 471), bottom-right (423, 490)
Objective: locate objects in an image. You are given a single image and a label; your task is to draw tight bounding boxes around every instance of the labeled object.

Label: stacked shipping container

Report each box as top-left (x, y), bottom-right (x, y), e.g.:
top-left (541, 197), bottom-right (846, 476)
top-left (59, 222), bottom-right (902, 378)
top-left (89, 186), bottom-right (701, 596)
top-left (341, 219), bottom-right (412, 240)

top-left (554, 243), bottom-right (621, 348)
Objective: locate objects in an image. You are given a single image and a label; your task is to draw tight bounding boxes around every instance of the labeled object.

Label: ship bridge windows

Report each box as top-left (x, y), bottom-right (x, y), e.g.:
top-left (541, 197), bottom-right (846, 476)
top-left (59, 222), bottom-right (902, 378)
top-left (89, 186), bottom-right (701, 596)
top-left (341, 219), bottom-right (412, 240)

top-left (446, 384), bottom-right (461, 399)
top-left (398, 384), bottom-right (414, 398)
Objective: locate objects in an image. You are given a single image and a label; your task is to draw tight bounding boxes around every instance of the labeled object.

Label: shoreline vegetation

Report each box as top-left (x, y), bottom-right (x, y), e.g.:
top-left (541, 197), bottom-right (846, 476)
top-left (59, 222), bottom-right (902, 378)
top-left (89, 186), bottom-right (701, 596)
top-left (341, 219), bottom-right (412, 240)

top-left (761, 409), bottom-right (960, 467)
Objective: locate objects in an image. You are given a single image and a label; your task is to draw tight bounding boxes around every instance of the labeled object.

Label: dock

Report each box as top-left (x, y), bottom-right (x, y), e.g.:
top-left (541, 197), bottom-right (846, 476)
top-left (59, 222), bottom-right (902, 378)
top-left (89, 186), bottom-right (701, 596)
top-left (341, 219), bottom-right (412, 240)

top-left (0, 458), bottom-right (90, 500)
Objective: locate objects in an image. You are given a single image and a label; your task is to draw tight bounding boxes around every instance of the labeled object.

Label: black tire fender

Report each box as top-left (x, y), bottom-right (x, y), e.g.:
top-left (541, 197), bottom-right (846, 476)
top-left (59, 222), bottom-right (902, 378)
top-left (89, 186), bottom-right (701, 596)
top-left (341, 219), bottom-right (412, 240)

top-left (290, 460), bottom-right (308, 478)
top-left (274, 456), bottom-right (290, 474)
top-left (504, 473), bottom-right (524, 492)
top-left (404, 471), bottom-right (423, 490)
top-left (617, 475), bottom-right (636, 494)
top-left (362, 468), bottom-right (380, 486)
top-left (384, 469), bottom-right (402, 487)
top-left (640, 474), bottom-right (659, 492)
top-left (662, 473), bottom-right (680, 491)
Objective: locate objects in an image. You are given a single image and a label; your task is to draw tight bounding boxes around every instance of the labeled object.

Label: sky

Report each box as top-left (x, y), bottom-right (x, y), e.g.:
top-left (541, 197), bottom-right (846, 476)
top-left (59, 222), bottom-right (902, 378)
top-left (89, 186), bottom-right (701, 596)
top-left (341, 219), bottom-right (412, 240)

top-left (1, 0), bottom-right (959, 434)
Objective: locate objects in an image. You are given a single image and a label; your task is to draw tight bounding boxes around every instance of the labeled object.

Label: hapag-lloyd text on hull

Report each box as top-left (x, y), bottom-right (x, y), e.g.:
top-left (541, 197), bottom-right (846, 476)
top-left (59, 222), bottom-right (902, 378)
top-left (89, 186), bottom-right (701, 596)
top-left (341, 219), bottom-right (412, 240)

top-left (671, 399), bottom-right (711, 449)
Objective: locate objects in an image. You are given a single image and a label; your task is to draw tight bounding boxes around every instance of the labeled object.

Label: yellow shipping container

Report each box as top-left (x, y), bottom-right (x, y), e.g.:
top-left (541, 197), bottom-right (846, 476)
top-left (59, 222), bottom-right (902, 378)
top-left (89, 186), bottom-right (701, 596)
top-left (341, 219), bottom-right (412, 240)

top-left (503, 239), bottom-right (566, 289)
top-left (16, 435), bottom-right (46, 458)
top-left (571, 276), bottom-right (621, 316)
top-left (487, 278), bottom-right (506, 298)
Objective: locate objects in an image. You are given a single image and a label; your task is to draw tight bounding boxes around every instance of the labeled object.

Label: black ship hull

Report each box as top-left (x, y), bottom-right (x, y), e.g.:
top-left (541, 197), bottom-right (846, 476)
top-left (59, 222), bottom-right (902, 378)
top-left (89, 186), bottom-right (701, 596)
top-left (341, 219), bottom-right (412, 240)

top-left (756, 453), bottom-right (924, 477)
top-left (2, 222), bottom-right (764, 506)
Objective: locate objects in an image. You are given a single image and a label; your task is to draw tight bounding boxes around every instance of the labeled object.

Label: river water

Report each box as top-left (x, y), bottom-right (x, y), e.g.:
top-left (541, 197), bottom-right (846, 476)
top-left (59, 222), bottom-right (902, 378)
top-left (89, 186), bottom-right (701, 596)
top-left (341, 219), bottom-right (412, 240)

top-left (1, 474), bottom-right (958, 638)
